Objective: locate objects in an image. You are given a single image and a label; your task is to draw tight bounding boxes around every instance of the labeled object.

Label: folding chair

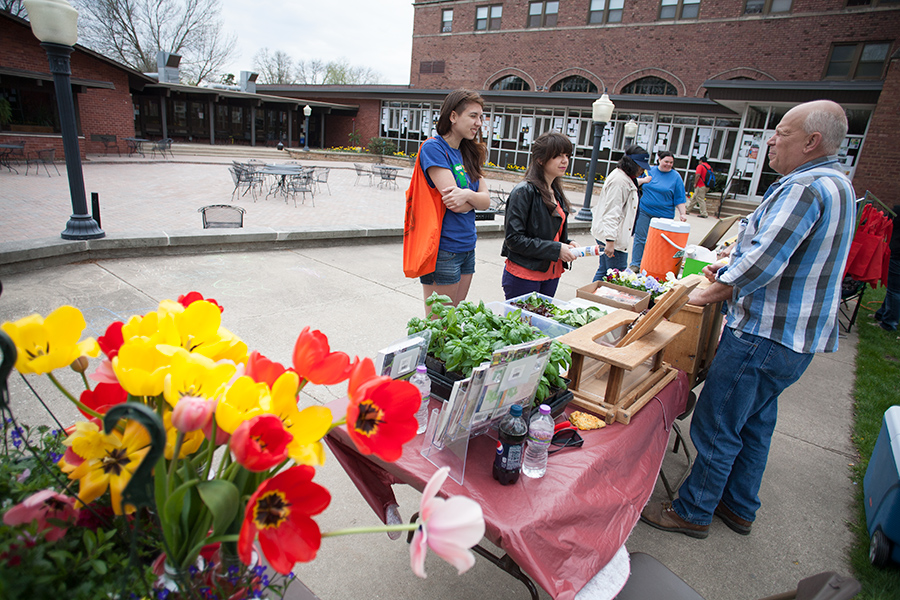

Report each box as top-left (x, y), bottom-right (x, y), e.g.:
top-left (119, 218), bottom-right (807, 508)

top-left (199, 204), bottom-right (245, 228)
top-left (615, 553), bottom-right (860, 600)
top-left (839, 276), bottom-right (867, 333)
top-left (658, 390), bottom-right (697, 501)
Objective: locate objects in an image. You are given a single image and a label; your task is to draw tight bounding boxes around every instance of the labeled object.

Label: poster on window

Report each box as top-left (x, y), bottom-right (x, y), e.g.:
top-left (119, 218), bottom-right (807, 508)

top-left (655, 125), bottom-right (670, 152)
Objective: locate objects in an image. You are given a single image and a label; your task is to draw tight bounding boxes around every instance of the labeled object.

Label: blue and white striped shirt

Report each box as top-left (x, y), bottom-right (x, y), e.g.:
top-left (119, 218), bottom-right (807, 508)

top-left (717, 156), bottom-right (856, 354)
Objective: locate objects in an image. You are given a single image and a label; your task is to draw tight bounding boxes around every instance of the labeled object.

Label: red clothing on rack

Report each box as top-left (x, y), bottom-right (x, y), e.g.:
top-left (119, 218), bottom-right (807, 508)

top-left (845, 203), bottom-right (893, 288)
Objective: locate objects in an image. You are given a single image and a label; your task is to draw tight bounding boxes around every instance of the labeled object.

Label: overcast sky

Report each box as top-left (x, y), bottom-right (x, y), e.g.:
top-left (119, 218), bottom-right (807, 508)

top-left (218, 0), bottom-right (415, 84)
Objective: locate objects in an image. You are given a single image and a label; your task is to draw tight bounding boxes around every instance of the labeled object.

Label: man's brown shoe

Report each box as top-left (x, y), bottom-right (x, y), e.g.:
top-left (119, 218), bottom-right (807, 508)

top-left (715, 501), bottom-right (752, 535)
top-left (640, 501), bottom-right (709, 539)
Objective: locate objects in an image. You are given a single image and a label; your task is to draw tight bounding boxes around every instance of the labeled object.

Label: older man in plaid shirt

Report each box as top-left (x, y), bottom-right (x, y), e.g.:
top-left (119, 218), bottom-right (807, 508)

top-left (641, 100), bottom-right (856, 539)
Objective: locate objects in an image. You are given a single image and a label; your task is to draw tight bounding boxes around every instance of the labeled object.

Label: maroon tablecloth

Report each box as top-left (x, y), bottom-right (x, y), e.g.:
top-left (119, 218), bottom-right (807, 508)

top-left (324, 370), bottom-right (688, 600)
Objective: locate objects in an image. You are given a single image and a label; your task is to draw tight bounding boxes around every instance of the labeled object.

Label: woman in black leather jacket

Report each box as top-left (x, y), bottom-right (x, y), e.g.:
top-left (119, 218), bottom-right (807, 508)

top-left (501, 132), bottom-right (580, 299)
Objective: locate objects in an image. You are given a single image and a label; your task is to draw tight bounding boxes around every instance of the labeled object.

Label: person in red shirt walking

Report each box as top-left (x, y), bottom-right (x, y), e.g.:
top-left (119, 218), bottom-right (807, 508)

top-left (687, 156), bottom-right (713, 218)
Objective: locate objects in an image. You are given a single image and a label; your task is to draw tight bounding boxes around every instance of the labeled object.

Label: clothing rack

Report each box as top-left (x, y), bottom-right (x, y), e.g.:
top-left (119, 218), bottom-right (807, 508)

top-left (857, 191), bottom-right (896, 228)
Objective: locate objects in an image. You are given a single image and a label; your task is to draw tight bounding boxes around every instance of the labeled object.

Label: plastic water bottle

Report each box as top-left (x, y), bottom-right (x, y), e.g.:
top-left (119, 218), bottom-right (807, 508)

top-left (410, 365), bottom-right (431, 434)
top-left (522, 404), bottom-right (554, 479)
top-left (492, 405), bottom-right (528, 485)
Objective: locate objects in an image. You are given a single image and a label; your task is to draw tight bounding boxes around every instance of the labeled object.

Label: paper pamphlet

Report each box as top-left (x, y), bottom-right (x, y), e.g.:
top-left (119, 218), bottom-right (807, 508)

top-left (373, 330), bottom-right (432, 380)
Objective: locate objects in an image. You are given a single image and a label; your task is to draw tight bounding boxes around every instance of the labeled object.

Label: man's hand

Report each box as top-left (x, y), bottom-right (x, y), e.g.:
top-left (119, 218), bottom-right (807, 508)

top-left (702, 262), bottom-right (725, 284)
top-left (604, 241), bottom-right (615, 258)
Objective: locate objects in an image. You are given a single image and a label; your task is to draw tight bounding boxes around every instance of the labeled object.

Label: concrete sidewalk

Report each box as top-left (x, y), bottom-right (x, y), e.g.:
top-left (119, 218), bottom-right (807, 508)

top-left (0, 153), bottom-right (858, 599)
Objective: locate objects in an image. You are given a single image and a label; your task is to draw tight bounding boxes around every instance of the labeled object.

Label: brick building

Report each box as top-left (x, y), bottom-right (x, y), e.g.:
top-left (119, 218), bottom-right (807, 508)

top-left (399, 0), bottom-right (899, 204)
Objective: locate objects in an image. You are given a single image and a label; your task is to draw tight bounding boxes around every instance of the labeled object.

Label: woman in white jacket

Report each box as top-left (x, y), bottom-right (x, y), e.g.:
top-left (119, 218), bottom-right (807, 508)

top-left (590, 145), bottom-right (651, 281)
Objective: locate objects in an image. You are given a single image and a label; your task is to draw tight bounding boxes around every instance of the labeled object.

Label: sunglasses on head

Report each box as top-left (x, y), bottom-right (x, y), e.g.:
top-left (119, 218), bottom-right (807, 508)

top-left (548, 428), bottom-right (584, 454)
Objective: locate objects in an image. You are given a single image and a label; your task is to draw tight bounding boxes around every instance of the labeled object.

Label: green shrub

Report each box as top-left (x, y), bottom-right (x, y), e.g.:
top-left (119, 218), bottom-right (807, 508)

top-left (367, 137), bottom-right (396, 156)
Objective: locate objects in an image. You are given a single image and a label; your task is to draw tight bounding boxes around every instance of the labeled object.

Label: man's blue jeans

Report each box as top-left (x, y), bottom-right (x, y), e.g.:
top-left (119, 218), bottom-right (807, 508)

top-left (875, 257), bottom-right (900, 330)
top-left (672, 327), bottom-right (813, 526)
top-left (593, 240), bottom-right (628, 282)
top-left (630, 211), bottom-right (653, 271)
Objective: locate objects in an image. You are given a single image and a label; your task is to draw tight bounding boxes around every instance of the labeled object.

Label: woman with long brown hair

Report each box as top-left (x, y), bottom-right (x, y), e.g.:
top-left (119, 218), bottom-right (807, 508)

top-left (500, 131), bottom-right (580, 299)
top-left (416, 89), bottom-right (491, 312)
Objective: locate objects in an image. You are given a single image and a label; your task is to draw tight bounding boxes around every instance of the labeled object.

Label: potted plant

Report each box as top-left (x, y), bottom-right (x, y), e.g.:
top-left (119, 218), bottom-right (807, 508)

top-left (0, 292), bottom-right (486, 598)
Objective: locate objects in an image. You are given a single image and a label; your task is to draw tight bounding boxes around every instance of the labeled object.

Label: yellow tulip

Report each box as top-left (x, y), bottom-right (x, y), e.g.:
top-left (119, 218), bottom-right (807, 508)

top-left (215, 376), bottom-right (267, 434)
top-left (161, 347), bottom-right (236, 408)
top-left (112, 337), bottom-right (171, 397)
top-left (1, 306), bottom-right (99, 375)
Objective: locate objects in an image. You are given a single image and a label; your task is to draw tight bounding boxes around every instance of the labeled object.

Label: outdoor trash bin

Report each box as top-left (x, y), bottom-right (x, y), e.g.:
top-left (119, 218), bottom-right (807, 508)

top-left (864, 405), bottom-right (900, 567)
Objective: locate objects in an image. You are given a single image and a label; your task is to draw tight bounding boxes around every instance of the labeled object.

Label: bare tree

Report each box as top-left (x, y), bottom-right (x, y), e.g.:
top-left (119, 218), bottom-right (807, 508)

top-left (296, 59), bottom-right (327, 85)
top-left (1, 0), bottom-right (26, 17)
top-left (322, 58), bottom-right (381, 85)
top-left (254, 48), bottom-right (295, 85)
top-left (72, 0), bottom-right (237, 85)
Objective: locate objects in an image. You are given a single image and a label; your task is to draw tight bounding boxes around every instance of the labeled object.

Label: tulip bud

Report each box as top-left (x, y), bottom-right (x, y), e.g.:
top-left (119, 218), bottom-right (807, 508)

top-left (70, 356), bottom-right (90, 373)
top-left (171, 396), bottom-right (214, 433)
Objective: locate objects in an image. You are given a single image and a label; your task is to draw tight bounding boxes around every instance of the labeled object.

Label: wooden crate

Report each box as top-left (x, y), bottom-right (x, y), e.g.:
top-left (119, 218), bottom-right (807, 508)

top-left (662, 300), bottom-right (724, 388)
top-left (557, 310), bottom-right (684, 424)
top-left (576, 281), bottom-right (651, 311)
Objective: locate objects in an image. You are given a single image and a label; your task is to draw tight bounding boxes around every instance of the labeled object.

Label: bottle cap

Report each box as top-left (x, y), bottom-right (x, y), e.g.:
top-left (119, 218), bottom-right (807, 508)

top-left (510, 405), bottom-right (523, 417)
top-left (539, 404), bottom-right (551, 414)
top-left (416, 364), bottom-right (427, 373)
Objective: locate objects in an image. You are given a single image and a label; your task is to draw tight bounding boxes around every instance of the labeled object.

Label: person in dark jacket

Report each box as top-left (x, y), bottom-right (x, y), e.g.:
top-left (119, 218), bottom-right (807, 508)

top-left (501, 131), bottom-right (580, 299)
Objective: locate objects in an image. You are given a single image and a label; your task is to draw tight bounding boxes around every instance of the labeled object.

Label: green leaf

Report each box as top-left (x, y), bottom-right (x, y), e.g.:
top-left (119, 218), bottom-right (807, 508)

top-left (91, 559), bottom-right (108, 575)
top-left (197, 479), bottom-right (240, 537)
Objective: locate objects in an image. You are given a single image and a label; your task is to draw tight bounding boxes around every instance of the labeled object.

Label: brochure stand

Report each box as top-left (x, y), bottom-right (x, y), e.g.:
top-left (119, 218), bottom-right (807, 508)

top-left (421, 338), bottom-right (553, 485)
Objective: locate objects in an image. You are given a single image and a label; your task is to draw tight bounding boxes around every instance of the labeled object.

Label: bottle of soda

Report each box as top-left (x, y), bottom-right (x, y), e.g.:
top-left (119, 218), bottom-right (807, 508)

top-left (522, 404), bottom-right (554, 479)
top-left (492, 404), bottom-right (528, 485)
top-left (410, 365), bottom-right (432, 435)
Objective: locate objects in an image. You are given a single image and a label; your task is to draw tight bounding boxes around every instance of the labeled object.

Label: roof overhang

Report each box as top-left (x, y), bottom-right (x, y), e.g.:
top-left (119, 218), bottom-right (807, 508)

top-left (703, 79), bottom-right (883, 112)
top-left (142, 82), bottom-right (358, 113)
top-left (258, 85), bottom-right (738, 116)
top-left (0, 66), bottom-right (115, 89)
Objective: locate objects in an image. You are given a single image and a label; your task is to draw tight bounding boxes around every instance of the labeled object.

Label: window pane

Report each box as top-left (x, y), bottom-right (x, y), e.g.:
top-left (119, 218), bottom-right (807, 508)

top-left (545, 12), bottom-right (558, 26)
top-left (611, 0), bottom-right (624, 8)
top-left (530, 2), bottom-right (543, 15)
top-left (608, 8), bottom-right (623, 21)
top-left (682, 2), bottom-right (700, 18)
top-left (492, 5), bottom-right (502, 17)
top-left (477, 7), bottom-right (488, 18)
top-left (744, 0), bottom-right (764, 13)
top-left (831, 45), bottom-right (857, 61)
top-left (660, 5), bottom-right (677, 18)
top-left (589, 11), bottom-right (604, 22)
top-left (826, 61), bottom-right (852, 78)
top-left (861, 42), bottom-right (889, 61)
top-left (591, 0), bottom-right (606, 8)
top-left (547, 1), bottom-right (559, 14)
top-left (770, 0), bottom-right (792, 11)
top-left (856, 62), bottom-right (885, 78)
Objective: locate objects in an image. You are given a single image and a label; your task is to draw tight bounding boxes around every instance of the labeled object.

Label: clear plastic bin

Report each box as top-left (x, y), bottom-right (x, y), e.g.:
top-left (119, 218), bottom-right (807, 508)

top-left (486, 301), bottom-right (573, 338)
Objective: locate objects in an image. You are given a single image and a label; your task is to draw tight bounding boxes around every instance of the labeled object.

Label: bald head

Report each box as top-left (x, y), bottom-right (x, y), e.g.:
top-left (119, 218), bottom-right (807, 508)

top-left (767, 100), bottom-right (848, 175)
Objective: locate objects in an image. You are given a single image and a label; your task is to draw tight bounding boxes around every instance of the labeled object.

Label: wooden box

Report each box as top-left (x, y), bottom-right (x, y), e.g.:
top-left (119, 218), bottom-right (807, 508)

top-left (576, 281), bottom-right (651, 312)
top-left (557, 309), bottom-right (684, 424)
top-left (662, 300), bottom-right (724, 389)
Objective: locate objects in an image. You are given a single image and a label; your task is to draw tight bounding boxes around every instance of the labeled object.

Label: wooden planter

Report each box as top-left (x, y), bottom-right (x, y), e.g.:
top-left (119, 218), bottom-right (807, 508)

top-left (662, 300), bottom-right (724, 389)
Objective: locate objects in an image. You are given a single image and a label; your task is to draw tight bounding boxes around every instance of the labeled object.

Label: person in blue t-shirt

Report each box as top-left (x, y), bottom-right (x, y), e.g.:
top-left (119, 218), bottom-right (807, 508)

top-left (629, 150), bottom-right (687, 270)
top-left (416, 89), bottom-right (491, 314)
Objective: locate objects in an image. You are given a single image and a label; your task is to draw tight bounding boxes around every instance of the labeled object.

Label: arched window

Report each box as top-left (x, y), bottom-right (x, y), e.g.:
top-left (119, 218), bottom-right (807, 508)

top-left (621, 76), bottom-right (677, 95)
top-left (490, 75), bottom-right (530, 91)
top-left (549, 76), bottom-right (598, 94)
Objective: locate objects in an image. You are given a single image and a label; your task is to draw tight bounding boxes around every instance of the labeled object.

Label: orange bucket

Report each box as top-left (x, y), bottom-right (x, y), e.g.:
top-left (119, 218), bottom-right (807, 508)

top-left (640, 218), bottom-right (691, 280)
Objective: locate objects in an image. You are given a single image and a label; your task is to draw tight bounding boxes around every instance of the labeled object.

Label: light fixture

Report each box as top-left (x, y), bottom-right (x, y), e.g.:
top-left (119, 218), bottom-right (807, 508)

top-left (624, 119), bottom-right (638, 141)
top-left (575, 91), bottom-right (616, 222)
top-left (24, 0), bottom-right (104, 240)
top-left (303, 104), bottom-right (312, 152)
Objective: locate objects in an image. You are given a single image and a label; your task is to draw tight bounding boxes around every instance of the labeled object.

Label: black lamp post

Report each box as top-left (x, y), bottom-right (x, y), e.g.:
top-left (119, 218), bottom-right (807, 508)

top-left (574, 92), bottom-right (615, 222)
top-left (24, 0), bottom-right (104, 240)
top-left (303, 104), bottom-right (312, 152)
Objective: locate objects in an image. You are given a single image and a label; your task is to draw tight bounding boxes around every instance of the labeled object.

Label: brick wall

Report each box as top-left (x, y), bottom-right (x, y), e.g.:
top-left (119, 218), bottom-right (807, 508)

top-left (410, 1), bottom-right (900, 94)
top-left (300, 97), bottom-right (384, 149)
top-left (853, 55), bottom-right (900, 208)
top-left (0, 16), bottom-right (136, 159)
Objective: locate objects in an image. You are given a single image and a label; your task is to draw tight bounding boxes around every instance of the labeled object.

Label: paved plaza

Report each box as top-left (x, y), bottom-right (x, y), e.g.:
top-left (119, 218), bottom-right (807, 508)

top-left (0, 150), bottom-right (859, 600)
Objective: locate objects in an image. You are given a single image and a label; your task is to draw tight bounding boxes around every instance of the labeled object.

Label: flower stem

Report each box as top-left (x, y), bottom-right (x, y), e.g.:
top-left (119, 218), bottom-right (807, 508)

top-left (168, 431), bottom-right (185, 492)
top-left (79, 371), bottom-right (91, 391)
top-left (47, 373), bottom-right (102, 419)
top-left (321, 523), bottom-right (418, 538)
top-left (327, 415), bottom-right (347, 434)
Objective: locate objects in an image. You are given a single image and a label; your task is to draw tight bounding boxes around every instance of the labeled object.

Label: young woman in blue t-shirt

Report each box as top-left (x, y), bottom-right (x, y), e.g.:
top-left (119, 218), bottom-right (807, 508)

top-left (416, 89), bottom-right (491, 314)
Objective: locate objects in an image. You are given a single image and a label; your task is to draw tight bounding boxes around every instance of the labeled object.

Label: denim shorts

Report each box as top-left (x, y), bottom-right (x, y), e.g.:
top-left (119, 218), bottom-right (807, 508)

top-left (419, 249), bottom-right (476, 285)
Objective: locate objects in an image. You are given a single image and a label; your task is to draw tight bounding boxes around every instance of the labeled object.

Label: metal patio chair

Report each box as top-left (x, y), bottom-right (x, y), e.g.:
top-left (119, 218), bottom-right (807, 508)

top-left (199, 204), bottom-right (246, 228)
top-left (353, 163), bottom-right (373, 186)
top-left (25, 148), bottom-right (60, 177)
top-left (151, 138), bottom-right (173, 159)
top-left (288, 173), bottom-right (315, 207)
top-left (313, 167), bottom-right (331, 195)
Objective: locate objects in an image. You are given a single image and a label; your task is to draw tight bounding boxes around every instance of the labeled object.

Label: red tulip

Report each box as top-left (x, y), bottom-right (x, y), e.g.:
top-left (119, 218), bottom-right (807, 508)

top-left (231, 414), bottom-right (293, 472)
top-left (291, 327), bottom-right (353, 385)
top-left (97, 321), bottom-right (124, 360)
top-left (245, 351), bottom-right (288, 388)
top-left (3, 489), bottom-right (78, 542)
top-left (345, 358), bottom-right (419, 462)
top-left (78, 382), bottom-right (127, 418)
top-left (177, 291), bottom-right (224, 313)
top-left (239, 465), bottom-right (330, 574)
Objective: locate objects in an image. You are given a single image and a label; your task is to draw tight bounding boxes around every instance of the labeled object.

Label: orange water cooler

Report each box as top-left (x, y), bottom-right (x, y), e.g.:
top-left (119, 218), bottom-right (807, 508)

top-left (640, 218), bottom-right (691, 280)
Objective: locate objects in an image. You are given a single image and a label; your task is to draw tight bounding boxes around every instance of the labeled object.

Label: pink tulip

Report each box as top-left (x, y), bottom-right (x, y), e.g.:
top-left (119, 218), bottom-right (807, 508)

top-left (171, 396), bottom-right (215, 433)
top-left (3, 489), bottom-right (78, 542)
top-left (410, 466), bottom-right (485, 578)
top-left (88, 359), bottom-right (119, 384)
